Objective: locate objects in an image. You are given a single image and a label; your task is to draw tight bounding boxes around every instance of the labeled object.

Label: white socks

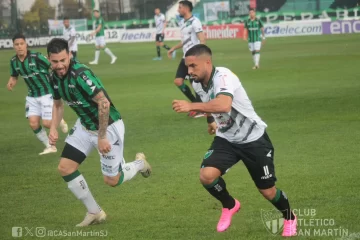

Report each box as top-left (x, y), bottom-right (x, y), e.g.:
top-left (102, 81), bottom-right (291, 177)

top-left (104, 48), bottom-right (115, 58)
top-left (94, 50), bottom-right (100, 62)
top-left (121, 160), bottom-right (144, 183)
top-left (66, 172), bottom-right (101, 214)
top-left (255, 53), bottom-right (260, 66)
top-left (34, 126), bottom-right (50, 147)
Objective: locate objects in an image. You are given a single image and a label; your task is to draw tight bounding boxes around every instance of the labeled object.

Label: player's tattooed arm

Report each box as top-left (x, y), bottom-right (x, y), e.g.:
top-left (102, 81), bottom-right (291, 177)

top-left (93, 91), bottom-right (110, 139)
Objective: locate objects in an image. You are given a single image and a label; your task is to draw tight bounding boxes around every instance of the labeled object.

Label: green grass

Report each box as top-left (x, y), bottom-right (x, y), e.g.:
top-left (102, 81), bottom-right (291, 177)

top-left (0, 34), bottom-right (359, 240)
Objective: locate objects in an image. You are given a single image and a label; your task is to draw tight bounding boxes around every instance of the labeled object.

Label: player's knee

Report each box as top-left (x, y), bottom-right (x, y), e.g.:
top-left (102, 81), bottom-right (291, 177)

top-left (28, 119), bottom-right (40, 130)
top-left (259, 186), bottom-right (276, 200)
top-left (103, 175), bottom-right (120, 187)
top-left (199, 167), bottom-right (221, 185)
top-left (58, 162), bottom-right (77, 176)
top-left (42, 120), bottom-right (51, 129)
top-left (174, 78), bottom-right (184, 87)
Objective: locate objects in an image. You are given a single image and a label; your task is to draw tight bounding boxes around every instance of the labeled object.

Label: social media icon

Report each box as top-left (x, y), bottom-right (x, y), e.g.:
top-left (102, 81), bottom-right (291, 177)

top-left (36, 227), bottom-right (46, 238)
top-left (12, 227), bottom-right (22, 237)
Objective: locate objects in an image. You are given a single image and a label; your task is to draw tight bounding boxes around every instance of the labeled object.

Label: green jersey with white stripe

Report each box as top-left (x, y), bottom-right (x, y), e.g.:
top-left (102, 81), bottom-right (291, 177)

top-left (244, 18), bottom-right (264, 43)
top-left (50, 60), bottom-right (121, 131)
top-left (10, 51), bottom-right (53, 97)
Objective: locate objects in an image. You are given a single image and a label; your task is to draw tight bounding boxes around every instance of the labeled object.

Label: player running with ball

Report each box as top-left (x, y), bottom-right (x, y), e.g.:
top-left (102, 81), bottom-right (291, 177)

top-left (7, 33), bottom-right (68, 155)
top-left (243, 8), bottom-right (265, 70)
top-left (172, 44), bottom-right (297, 236)
top-left (47, 38), bottom-right (151, 226)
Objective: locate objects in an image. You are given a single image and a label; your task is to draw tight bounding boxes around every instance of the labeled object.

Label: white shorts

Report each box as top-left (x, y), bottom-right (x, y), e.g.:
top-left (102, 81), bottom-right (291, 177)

top-left (95, 36), bottom-right (106, 47)
top-left (65, 119), bottom-right (125, 177)
top-left (248, 41), bottom-right (262, 52)
top-left (25, 94), bottom-right (53, 120)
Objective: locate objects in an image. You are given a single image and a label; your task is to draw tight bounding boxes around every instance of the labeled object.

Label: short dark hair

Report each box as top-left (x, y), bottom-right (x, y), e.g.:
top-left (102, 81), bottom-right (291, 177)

top-left (93, 9), bottom-right (99, 13)
top-left (185, 44), bottom-right (212, 57)
top-left (249, 8), bottom-right (256, 12)
top-left (47, 38), bottom-right (69, 55)
top-left (12, 33), bottom-right (26, 42)
top-left (179, 0), bottom-right (193, 12)
top-left (63, 16), bottom-right (69, 20)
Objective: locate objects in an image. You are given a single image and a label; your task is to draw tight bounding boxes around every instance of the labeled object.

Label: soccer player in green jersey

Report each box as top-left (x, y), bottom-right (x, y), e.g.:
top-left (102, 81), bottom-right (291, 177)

top-left (243, 8), bottom-right (265, 70)
top-left (6, 33), bottom-right (68, 155)
top-left (47, 38), bottom-right (151, 226)
top-left (89, 10), bottom-right (117, 65)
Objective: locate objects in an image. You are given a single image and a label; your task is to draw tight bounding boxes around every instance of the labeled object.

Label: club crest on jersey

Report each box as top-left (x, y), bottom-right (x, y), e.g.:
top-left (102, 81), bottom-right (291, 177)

top-left (210, 92), bottom-right (215, 100)
top-left (204, 150), bottom-right (214, 160)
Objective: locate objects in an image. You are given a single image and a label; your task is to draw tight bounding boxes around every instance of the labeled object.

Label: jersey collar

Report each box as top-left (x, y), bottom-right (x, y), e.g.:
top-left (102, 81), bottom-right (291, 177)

top-left (184, 15), bottom-right (193, 23)
top-left (201, 66), bottom-right (215, 93)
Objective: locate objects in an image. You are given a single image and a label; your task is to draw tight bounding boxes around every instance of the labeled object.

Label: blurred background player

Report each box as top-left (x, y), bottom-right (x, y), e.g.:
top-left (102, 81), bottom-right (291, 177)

top-left (153, 8), bottom-right (176, 61)
top-left (89, 10), bottom-right (117, 65)
top-left (243, 8), bottom-right (265, 70)
top-left (47, 38), bottom-right (152, 226)
top-left (6, 33), bottom-right (68, 155)
top-left (63, 17), bottom-right (78, 60)
top-left (167, 0), bottom-right (206, 118)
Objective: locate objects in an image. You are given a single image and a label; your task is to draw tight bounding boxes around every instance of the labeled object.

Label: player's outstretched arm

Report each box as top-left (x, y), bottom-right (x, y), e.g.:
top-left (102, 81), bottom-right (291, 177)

top-left (172, 95), bottom-right (232, 114)
top-left (49, 99), bottom-right (64, 145)
top-left (6, 77), bottom-right (18, 91)
top-left (93, 91), bottom-right (111, 154)
top-left (168, 41), bottom-right (183, 58)
top-left (243, 29), bottom-right (248, 41)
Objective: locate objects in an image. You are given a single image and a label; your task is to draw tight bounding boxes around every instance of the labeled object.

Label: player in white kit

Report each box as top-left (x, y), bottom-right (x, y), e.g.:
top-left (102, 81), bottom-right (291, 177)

top-left (63, 17), bottom-right (78, 60)
top-left (167, 0), bottom-right (206, 118)
top-left (153, 8), bottom-right (176, 60)
top-left (172, 44), bottom-right (297, 236)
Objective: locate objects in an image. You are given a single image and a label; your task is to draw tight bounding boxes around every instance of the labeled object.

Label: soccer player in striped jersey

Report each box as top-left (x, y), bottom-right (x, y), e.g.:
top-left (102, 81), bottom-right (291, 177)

top-left (243, 8), bottom-right (265, 69)
top-left (172, 45), bottom-right (297, 236)
top-left (47, 38), bottom-right (152, 226)
top-left (6, 33), bottom-right (68, 155)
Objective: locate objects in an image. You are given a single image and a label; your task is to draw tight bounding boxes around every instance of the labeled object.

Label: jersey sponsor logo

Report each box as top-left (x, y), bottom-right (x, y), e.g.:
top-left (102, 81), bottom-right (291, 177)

top-left (54, 85), bottom-right (59, 89)
top-left (102, 155), bottom-right (115, 160)
top-left (68, 84), bottom-right (76, 88)
top-left (65, 100), bottom-right (83, 106)
top-left (204, 150), bottom-right (214, 160)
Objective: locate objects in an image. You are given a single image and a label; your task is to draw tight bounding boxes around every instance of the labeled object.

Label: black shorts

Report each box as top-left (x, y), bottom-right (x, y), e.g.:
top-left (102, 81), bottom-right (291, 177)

top-left (156, 34), bottom-right (164, 42)
top-left (201, 132), bottom-right (276, 189)
top-left (175, 58), bottom-right (188, 79)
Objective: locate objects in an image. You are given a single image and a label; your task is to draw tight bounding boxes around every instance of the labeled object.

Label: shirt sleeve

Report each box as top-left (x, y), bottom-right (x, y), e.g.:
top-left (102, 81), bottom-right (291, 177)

top-left (50, 75), bottom-right (61, 100)
top-left (259, 20), bottom-right (264, 28)
top-left (214, 72), bottom-right (236, 99)
top-left (192, 18), bottom-right (203, 33)
top-left (10, 60), bottom-right (18, 77)
top-left (36, 53), bottom-right (51, 72)
top-left (161, 14), bottom-right (166, 22)
top-left (76, 70), bottom-right (103, 98)
top-left (70, 27), bottom-right (76, 36)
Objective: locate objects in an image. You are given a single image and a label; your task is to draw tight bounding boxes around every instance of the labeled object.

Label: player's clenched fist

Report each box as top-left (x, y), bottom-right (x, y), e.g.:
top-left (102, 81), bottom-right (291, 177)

top-left (208, 122), bottom-right (217, 135)
top-left (49, 128), bottom-right (58, 145)
top-left (172, 100), bottom-right (192, 113)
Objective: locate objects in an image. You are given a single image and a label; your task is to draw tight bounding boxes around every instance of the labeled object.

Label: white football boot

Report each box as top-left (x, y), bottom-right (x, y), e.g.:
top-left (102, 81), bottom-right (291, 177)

top-left (39, 145), bottom-right (57, 155)
top-left (76, 210), bottom-right (107, 227)
top-left (89, 60), bottom-right (98, 65)
top-left (59, 119), bottom-right (68, 133)
top-left (135, 153), bottom-right (152, 178)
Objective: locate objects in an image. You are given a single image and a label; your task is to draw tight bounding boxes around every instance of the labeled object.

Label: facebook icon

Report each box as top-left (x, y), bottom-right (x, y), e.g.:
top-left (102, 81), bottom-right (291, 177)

top-left (12, 227), bottom-right (22, 237)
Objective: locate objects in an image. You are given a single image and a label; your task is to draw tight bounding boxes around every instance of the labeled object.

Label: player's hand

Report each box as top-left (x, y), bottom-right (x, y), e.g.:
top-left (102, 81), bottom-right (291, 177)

top-left (90, 32), bottom-right (96, 37)
top-left (167, 48), bottom-right (174, 59)
top-left (6, 82), bottom-right (14, 91)
top-left (208, 122), bottom-right (217, 135)
top-left (262, 39), bottom-right (266, 45)
top-left (172, 100), bottom-right (192, 113)
top-left (98, 138), bottom-right (111, 154)
top-left (243, 37), bottom-right (247, 42)
top-left (49, 128), bottom-right (58, 145)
